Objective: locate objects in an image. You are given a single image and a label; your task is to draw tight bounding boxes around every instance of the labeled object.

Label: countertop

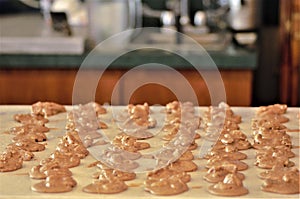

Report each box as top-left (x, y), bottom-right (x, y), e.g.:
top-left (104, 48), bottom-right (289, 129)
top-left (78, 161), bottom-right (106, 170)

top-left (0, 13), bottom-right (258, 70)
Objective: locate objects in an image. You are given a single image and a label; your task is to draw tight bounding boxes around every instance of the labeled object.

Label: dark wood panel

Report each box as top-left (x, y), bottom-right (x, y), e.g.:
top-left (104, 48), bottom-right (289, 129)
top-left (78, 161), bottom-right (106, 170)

top-left (280, 0), bottom-right (300, 106)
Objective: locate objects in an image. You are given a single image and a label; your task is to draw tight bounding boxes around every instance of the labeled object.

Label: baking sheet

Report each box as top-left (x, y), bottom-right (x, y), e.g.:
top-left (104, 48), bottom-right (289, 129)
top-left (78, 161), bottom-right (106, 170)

top-left (0, 105), bottom-right (299, 199)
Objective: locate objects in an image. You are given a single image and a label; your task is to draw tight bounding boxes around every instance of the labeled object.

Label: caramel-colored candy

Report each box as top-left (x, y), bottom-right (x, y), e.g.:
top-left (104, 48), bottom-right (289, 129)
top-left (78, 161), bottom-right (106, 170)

top-left (253, 133), bottom-right (292, 149)
top-left (98, 121), bottom-right (108, 129)
top-left (178, 150), bottom-right (194, 161)
top-left (257, 104), bottom-right (287, 115)
top-left (168, 160), bottom-right (198, 172)
top-left (83, 173), bottom-right (127, 194)
top-left (258, 114), bottom-right (289, 123)
top-left (147, 168), bottom-right (191, 183)
top-left (256, 145), bottom-right (295, 158)
top-left (29, 164), bottom-right (72, 179)
top-left (10, 124), bottom-right (49, 134)
top-left (204, 164), bottom-right (245, 183)
top-left (128, 103), bottom-right (150, 127)
top-left (31, 101), bottom-right (66, 117)
top-left (145, 176), bottom-right (188, 196)
top-left (89, 101), bottom-right (107, 115)
top-left (6, 145), bottom-right (34, 161)
top-left (206, 156), bottom-right (248, 171)
top-left (56, 133), bottom-right (89, 159)
top-left (259, 165), bottom-right (299, 181)
top-left (113, 133), bottom-right (150, 152)
top-left (13, 113), bottom-right (48, 125)
top-left (255, 153), bottom-right (294, 169)
top-left (48, 151), bottom-right (81, 168)
top-left (92, 169), bottom-right (136, 181)
top-left (208, 173), bottom-right (248, 196)
top-left (261, 169), bottom-right (299, 194)
top-left (0, 149), bottom-right (23, 172)
top-left (31, 175), bottom-right (76, 193)
top-left (204, 150), bottom-right (247, 160)
top-left (12, 131), bottom-right (47, 142)
top-left (9, 139), bottom-right (45, 152)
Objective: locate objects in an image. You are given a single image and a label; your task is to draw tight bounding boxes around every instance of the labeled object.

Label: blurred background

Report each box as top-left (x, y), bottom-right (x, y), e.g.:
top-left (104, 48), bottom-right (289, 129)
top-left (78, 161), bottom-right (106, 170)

top-left (0, 0), bottom-right (299, 106)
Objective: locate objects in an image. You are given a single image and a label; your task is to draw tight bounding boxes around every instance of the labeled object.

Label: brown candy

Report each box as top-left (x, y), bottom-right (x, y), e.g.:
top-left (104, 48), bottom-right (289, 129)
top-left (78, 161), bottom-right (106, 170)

top-left (9, 138), bottom-right (45, 152)
top-left (83, 171), bottom-right (128, 194)
top-left (252, 119), bottom-right (287, 132)
top-left (258, 114), bottom-right (289, 123)
top-left (254, 152), bottom-right (294, 169)
top-left (48, 151), bottom-right (81, 168)
top-left (214, 130), bottom-right (251, 150)
top-left (31, 101), bottom-right (66, 117)
top-left (188, 140), bottom-right (198, 150)
top-left (113, 133), bottom-right (150, 152)
top-left (165, 101), bottom-right (181, 114)
top-left (256, 145), bottom-right (295, 159)
top-left (144, 175), bottom-right (189, 196)
top-left (128, 103), bottom-right (150, 127)
top-left (253, 133), bottom-right (292, 149)
top-left (204, 164), bottom-right (245, 183)
top-left (98, 121), bottom-right (108, 129)
top-left (161, 124), bottom-right (179, 141)
top-left (13, 113), bottom-right (48, 125)
top-left (259, 165), bottom-right (299, 181)
top-left (31, 175), bottom-right (76, 193)
top-left (147, 168), bottom-right (191, 183)
top-left (208, 173), bottom-right (248, 196)
top-left (178, 150), bottom-right (194, 161)
top-left (257, 104), bottom-right (287, 115)
top-left (204, 149), bottom-right (247, 160)
top-left (0, 149), bottom-right (23, 172)
top-left (261, 168), bottom-right (299, 194)
top-left (92, 169), bottom-right (136, 181)
top-left (56, 133), bottom-right (89, 159)
top-left (253, 128), bottom-right (288, 139)
top-left (206, 156), bottom-right (248, 171)
top-left (168, 160), bottom-right (198, 172)
top-left (29, 165), bottom-right (48, 179)
top-left (122, 129), bottom-right (154, 140)
top-left (12, 131), bottom-right (47, 142)
top-left (10, 124), bottom-right (49, 134)
top-left (29, 164), bottom-right (72, 179)
top-left (89, 101), bottom-right (107, 115)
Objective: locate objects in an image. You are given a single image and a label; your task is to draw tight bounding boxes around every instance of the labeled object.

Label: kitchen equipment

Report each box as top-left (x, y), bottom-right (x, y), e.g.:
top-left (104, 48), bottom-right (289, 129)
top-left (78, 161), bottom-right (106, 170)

top-left (18, 0), bottom-right (87, 34)
top-left (0, 13), bottom-right (85, 54)
top-left (227, 0), bottom-right (261, 31)
top-left (19, 0), bottom-right (88, 25)
top-left (226, 0), bottom-right (261, 46)
top-left (86, 0), bottom-right (142, 46)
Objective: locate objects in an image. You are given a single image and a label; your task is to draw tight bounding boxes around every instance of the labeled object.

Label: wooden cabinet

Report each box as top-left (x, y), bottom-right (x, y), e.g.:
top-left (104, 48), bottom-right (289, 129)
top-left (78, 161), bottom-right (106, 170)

top-left (124, 69), bottom-right (253, 106)
top-left (0, 69), bottom-right (121, 105)
top-left (0, 69), bottom-right (253, 106)
top-left (280, 0), bottom-right (300, 106)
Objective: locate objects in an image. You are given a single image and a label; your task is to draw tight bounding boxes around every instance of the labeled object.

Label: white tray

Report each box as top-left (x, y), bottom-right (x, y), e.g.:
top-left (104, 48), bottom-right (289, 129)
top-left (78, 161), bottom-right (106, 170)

top-left (0, 105), bottom-right (299, 199)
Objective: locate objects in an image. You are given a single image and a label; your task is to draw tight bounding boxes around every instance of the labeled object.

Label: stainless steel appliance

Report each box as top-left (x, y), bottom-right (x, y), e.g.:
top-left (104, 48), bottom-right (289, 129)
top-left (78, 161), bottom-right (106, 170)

top-left (227, 0), bottom-right (261, 45)
top-left (227, 0), bottom-right (261, 32)
top-left (86, 0), bottom-right (142, 46)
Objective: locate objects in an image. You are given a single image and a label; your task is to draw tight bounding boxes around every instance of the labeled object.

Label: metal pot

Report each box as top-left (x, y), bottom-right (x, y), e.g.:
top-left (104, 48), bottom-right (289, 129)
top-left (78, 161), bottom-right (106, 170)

top-left (227, 0), bottom-right (261, 31)
top-left (86, 0), bottom-right (142, 46)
